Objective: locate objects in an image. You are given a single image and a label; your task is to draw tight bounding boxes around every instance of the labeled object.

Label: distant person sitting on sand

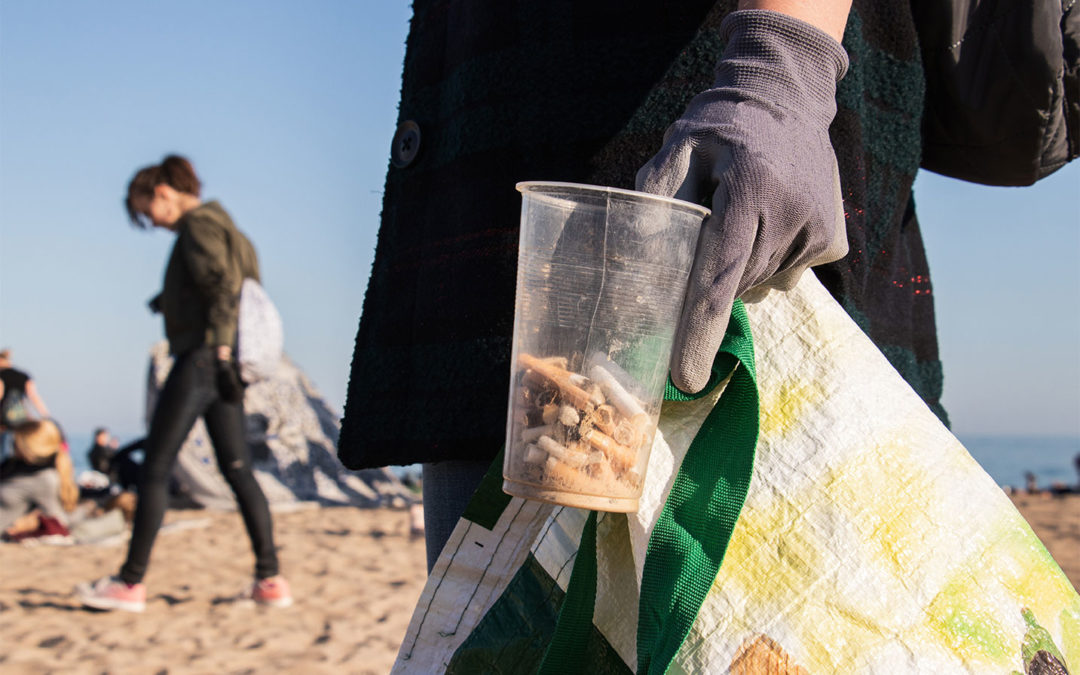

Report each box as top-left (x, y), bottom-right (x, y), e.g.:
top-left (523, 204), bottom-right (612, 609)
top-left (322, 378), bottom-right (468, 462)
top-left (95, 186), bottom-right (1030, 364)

top-left (77, 155), bottom-right (290, 613)
top-left (85, 428), bottom-right (141, 493)
top-left (0, 349), bottom-right (51, 457)
top-left (87, 427), bottom-right (116, 475)
top-left (0, 420), bottom-right (78, 535)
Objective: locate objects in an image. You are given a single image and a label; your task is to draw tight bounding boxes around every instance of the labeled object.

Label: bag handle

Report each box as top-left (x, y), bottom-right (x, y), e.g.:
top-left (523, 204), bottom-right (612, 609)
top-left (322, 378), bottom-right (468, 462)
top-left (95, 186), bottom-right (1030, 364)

top-left (538, 510), bottom-right (600, 675)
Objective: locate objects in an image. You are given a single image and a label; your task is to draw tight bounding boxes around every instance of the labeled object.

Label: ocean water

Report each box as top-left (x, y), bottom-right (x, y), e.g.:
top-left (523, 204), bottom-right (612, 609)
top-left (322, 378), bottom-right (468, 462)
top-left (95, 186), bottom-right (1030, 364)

top-left (390, 438), bottom-right (1080, 492)
top-left (60, 432), bottom-right (1078, 492)
top-left (959, 435), bottom-right (1079, 490)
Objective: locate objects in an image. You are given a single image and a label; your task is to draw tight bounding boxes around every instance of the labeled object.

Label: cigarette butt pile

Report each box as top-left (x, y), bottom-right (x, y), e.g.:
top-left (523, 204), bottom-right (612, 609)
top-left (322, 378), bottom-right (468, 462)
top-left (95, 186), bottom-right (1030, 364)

top-left (510, 352), bottom-right (653, 497)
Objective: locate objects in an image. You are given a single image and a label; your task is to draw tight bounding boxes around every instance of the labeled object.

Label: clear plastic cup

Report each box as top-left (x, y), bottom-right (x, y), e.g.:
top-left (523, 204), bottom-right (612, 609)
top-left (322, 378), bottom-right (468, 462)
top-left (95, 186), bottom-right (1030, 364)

top-left (503, 181), bottom-right (710, 512)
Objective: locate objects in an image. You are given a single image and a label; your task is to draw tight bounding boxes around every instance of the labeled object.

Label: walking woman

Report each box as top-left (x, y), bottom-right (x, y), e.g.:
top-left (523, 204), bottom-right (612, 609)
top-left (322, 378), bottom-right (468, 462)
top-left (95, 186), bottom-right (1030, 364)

top-left (78, 155), bottom-right (290, 612)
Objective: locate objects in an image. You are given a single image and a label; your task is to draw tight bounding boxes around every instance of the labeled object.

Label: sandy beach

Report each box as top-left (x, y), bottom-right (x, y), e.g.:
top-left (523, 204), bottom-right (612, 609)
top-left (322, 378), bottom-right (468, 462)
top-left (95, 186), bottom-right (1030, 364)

top-left (1010, 491), bottom-right (1080, 589)
top-left (0, 505), bottom-right (426, 674)
top-left (1, 494), bottom-right (1076, 674)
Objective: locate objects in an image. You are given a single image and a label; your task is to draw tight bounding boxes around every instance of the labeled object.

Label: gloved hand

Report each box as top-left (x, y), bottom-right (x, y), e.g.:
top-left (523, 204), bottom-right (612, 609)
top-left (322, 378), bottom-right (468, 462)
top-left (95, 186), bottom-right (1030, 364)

top-left (215, 358), bottom-right (245, 404)
top-left (636, 10), bottom-right (850, 393)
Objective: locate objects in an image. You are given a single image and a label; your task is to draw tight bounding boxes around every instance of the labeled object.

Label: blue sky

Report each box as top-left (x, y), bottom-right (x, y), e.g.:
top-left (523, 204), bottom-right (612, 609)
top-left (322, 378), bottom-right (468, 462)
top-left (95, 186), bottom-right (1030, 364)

top-left (1, 1), bottom-right (1077, 444)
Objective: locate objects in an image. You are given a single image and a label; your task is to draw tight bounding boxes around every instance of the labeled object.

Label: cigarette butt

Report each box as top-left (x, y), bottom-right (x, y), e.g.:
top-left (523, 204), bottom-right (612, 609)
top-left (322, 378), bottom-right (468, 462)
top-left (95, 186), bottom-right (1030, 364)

top-left (567, 441), bottom-right (605, 466)
top-left (538, 435), bottom-right (590, 467)
top-left (521, 424), bottom-right (554, 444)
top-left (541, 404), bottom-right (559, 425)
top-left (542, 356), bottom-right (569, 370)
top-left (582, 429), bottom-right (636, 473)
top-left (632, 412), bottom-right (652, 443)
top-left (519, 353), bottom-right (596, 412)
top-left (613, 422), bottom-right (637, 448)
top-left (589, 364), bottom-right (647, 420)
top-left (592, 405), bottom-right (616, 435)
top-left (522, 371), bottom-right (559, 406)
top-left (536, 387), bottom-right (559, 407)
top-left (558, 405), bottom-right (581, 427)
top-left (586, 352), bottom-right (648, 400)
top-left (545, 456), bottom-right (610, 493)
top-left (587, 458), bottom-right (616, 484)
top-left (615, 412), bottom-right (653, 447)
top-left (568, 375), bottom-right (605, 406)
top-left (524, 444), bottom-right (547, 465)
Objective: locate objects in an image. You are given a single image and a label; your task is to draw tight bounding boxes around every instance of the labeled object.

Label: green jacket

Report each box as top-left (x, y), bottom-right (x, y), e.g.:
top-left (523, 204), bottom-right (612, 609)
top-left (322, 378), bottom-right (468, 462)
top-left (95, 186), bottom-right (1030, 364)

top-left (156, 201), bottom-right (259, 355)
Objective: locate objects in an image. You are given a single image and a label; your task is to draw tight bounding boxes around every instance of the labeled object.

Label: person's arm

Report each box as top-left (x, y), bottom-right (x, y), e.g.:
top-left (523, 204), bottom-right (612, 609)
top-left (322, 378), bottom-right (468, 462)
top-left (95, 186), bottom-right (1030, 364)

top-left (113, 437), bottom-right (145, 463)
top-left (180, 214), bottom-right (240, 352)
top-left (116, 437), bottom-right (145, 454)
top-left (739, 0), bottom-right (852, 42)
top-left (180, 216), bottom-right (247, 401)
top-left (24, 380), bottom-right (49, 419)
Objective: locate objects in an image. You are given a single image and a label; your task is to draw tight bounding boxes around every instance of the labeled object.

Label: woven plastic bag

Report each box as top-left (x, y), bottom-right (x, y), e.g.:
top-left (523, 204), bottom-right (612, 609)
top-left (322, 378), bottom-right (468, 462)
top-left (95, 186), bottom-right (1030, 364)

top-left (393, 274), bottom-right (1079, 674)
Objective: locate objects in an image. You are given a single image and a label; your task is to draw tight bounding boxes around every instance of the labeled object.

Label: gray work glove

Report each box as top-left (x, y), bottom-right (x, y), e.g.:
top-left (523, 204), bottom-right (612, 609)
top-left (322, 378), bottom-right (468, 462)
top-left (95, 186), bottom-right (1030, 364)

top-left (636, 10), bottom-right (850, 393)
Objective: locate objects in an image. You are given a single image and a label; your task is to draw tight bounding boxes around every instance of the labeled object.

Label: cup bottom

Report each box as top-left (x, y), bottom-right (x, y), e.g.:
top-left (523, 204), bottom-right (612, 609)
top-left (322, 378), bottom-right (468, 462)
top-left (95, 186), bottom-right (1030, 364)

top-left (502, 479), bottom-right (639, 513)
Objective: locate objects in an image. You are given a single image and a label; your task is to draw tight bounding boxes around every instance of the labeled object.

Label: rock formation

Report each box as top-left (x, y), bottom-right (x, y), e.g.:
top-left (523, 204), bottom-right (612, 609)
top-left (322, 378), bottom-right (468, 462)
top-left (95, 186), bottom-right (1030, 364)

top-left (147, 342), bottom-right (414, 510)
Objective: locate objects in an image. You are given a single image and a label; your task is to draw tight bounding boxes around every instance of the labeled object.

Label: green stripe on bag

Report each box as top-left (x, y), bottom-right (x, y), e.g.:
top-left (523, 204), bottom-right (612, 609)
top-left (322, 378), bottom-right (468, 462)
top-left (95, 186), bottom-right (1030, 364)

top-left (637, 300), bottom-right (758, 673)
top-left (461, 447), bottom-right (512, 530)
top-left (538, 511), bottom-right (599, 674)
top-left (447, 552), bottom-right (632, 674)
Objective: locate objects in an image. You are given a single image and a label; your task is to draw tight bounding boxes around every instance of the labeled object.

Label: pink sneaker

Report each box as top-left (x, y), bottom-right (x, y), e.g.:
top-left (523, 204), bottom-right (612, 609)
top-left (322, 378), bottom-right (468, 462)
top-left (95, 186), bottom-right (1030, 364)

top-left (77, 576), bottom-right (146, 613)
top-left (249, 575), bottom-right (292, 608)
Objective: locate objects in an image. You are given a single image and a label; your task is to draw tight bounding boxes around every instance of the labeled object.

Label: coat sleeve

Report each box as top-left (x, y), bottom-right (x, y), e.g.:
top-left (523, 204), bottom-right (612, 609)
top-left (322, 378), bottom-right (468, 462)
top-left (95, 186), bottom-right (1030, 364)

top-left (914, 0), bottom-right (1079, 185)
top-left (180, 213), bottom-right (240, 348)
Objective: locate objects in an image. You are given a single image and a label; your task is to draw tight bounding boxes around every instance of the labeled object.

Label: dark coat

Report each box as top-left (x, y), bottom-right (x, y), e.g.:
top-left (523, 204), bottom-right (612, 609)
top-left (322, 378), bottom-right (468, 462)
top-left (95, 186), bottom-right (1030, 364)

top-left (339, 0), bottom-right (1075, 470)
top-left (914, 0), bottom-right (1079, 185)
top-left (155, 201), bottom-right (260, 355)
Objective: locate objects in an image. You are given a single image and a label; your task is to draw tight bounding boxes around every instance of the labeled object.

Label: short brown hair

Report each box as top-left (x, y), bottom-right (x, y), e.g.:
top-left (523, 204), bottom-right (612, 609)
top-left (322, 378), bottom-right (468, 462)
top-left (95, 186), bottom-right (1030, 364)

top-left (125, 154), bottom-right (202, 228)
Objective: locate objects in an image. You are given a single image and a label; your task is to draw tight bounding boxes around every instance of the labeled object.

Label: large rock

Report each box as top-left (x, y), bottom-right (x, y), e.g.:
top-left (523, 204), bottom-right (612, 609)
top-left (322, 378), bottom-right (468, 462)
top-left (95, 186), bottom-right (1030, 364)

top-left (147, 342), bottom-right (413, 510)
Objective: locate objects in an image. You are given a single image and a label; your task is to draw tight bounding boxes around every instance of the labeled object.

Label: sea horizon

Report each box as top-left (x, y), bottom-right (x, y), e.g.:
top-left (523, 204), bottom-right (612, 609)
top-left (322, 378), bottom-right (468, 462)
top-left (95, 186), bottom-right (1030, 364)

top-left (59, 430), bottom-right (1079, 493)
top-left (957, 434), bottom-right (1079, 490)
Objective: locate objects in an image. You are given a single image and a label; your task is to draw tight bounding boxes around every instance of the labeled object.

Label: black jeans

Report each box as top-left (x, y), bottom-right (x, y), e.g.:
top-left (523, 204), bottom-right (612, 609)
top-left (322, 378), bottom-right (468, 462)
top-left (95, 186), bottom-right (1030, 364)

top-left (120, 346), bottom-right (278, 585)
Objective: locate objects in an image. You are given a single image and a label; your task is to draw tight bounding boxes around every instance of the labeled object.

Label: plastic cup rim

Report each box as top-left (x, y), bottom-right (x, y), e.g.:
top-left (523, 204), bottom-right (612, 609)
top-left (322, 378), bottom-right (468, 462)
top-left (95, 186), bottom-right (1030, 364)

top-left (516, 181), bottom-right (711, 219)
